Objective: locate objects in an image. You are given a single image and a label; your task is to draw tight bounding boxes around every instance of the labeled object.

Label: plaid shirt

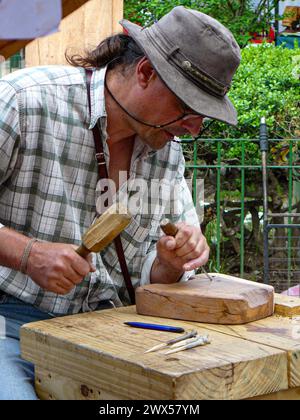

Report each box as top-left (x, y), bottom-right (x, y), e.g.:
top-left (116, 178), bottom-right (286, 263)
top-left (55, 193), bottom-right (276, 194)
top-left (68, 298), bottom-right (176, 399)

top-left (0, 65), bottom-right (199, 315)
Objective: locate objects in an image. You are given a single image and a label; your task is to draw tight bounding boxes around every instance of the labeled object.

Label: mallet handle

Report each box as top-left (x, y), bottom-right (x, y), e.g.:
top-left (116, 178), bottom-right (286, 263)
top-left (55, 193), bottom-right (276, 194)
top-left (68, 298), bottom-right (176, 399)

top-left (76, 244), bottom-right (90, 258)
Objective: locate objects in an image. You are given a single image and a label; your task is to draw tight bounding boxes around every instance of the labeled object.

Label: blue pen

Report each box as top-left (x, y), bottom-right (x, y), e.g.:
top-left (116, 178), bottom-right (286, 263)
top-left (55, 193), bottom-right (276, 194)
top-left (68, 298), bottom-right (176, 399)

top-left (124, 321), bottom-right (184, 333)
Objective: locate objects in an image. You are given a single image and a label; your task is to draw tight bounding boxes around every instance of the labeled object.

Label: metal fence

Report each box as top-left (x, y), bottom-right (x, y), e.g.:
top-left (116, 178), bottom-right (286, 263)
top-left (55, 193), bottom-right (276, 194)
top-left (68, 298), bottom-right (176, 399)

top-left (183, 137), bottom-right (300, 295)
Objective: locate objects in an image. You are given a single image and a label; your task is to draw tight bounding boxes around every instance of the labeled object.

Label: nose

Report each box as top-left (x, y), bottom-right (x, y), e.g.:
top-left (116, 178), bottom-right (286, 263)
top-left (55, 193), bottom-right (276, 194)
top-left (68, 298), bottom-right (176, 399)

top-left (180, 116), bottom-right (204, 137)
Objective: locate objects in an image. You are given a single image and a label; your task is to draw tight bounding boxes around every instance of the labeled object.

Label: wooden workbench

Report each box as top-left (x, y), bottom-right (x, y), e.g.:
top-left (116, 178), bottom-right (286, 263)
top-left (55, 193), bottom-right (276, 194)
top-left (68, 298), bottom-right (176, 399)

top-left (20, 294), bottom-right (300, 400)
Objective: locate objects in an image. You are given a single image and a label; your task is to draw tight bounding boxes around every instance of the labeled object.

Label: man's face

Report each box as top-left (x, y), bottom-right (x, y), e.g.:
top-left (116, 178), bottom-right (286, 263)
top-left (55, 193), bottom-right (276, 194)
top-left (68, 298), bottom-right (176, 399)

top-left (126, 61), bottom-right (204, 150)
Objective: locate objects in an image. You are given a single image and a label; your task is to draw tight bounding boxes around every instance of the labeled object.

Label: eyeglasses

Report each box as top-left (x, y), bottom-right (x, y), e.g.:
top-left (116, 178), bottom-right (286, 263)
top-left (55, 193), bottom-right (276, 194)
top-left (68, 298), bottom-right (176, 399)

top-left (175, 97), bottom-right (204, 121)
top-left (154, 98), bottom-right (203, 129)
top-left (171, 117), bottom-right (215, 143)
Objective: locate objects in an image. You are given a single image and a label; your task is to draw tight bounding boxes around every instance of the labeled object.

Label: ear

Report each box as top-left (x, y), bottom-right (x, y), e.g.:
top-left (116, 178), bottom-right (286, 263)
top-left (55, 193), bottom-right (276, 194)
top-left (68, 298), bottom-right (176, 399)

top-left (136, 57), bottom-right (157, 88)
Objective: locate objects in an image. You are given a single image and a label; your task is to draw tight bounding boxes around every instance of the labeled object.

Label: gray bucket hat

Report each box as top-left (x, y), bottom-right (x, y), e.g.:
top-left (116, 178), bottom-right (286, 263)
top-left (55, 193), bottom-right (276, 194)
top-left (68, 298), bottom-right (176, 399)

top-left (120, 6), bottom-right (241, 126)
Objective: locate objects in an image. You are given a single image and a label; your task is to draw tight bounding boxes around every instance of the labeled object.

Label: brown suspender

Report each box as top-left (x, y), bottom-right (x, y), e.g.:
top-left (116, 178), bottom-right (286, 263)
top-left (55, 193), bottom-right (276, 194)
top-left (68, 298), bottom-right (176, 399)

top-left (85, 69), bottom-right (135, 304)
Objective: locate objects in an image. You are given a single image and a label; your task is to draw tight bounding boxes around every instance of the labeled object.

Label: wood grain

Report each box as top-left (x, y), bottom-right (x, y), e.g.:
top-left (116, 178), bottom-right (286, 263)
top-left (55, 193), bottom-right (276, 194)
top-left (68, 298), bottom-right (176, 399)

top-left (136, 274), bottom-right (274, 325)
top-left (194, 315), bottom-right (300, 388)
top-left (35, 366), bottom-right (119, 400)
top-left (20, 306), bottom-right (288, 400)
top-left (77, 202), bottom-right (131, 255)
top-left (25, 0), bottom-right (124, 66)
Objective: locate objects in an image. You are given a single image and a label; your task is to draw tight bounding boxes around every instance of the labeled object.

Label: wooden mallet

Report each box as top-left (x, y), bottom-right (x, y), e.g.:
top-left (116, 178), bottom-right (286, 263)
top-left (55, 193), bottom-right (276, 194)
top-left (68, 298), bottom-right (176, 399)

top-left (76, 202), bottom-right (132, 258)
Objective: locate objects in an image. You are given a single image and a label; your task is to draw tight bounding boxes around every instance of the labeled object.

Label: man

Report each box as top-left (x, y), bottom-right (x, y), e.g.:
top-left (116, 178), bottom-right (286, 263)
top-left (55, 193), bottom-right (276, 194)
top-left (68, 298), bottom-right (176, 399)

top-left (0, 6), bottom-right (240, 399)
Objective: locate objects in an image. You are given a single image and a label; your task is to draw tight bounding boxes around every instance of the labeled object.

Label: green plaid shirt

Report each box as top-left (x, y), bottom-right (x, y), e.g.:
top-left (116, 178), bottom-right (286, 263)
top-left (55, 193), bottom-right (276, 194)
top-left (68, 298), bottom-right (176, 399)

top-left (0, 65), bottom-right (198, 315)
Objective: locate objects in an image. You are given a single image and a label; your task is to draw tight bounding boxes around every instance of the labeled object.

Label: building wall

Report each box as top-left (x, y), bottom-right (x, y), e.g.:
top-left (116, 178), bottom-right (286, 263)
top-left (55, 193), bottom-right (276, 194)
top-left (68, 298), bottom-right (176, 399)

top-left (25, 0), bottom-right (123, 67)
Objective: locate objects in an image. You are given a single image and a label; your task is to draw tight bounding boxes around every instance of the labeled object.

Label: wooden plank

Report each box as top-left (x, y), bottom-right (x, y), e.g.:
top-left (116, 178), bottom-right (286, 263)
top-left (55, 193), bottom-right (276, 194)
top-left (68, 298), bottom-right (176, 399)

top-left (0, 1), bottom-right (90, 60)
top-left (20, 307), bottom-right (288, 400)
top-left (195, 315), bottom-right (300, 388)
top-left (275, 293), bottom-right (300, 317)
top-left (36, 366), bottom-right (300, 401)
top-left (25, 0), bottom-right (124, 67)
top-left (112, 0), bottom-right (124, 26)
top-left (35, 366), bottom-right (120, 400)
top-left (136, 274), bottom-right (274, 325)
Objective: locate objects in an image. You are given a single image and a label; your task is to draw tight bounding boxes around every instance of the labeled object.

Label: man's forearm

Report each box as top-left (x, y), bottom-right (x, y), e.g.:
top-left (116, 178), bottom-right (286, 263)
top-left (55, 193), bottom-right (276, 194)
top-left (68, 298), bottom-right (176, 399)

top-left (0, 227), bottom-right (30, 271)
top-left (150, 256), bottom-right (184, 284)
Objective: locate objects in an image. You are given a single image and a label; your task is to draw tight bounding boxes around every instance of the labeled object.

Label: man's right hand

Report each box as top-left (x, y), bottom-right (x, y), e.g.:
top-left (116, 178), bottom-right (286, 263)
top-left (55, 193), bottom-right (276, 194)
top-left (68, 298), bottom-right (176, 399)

top-left (26, 241), bottom-right (96, 295)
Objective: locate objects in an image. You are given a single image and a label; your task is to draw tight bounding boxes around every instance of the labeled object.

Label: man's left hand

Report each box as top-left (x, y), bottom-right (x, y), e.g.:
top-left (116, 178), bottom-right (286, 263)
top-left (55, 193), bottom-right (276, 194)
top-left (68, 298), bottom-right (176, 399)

top-left (156, 222), bottom-right (210, 273)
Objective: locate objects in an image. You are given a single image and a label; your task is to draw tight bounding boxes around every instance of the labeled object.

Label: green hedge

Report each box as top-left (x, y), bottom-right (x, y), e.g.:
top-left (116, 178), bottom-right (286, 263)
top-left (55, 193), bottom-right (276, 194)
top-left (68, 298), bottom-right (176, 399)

top-left (207, 43), bottom-right (300, 140)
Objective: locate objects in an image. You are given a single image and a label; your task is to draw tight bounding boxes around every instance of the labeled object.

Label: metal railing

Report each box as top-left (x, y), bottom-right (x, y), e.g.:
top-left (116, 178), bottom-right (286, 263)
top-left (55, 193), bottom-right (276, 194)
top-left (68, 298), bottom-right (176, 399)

top-left (182, 137), bottom-right (300, 294)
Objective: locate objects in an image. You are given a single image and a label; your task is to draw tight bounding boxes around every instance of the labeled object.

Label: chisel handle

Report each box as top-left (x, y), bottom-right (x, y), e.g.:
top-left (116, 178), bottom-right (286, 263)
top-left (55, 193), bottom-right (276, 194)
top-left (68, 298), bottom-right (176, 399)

top-left (160, 218), bottom-right (213, 281)
top-left (160, 219), bottom-right (178, 237)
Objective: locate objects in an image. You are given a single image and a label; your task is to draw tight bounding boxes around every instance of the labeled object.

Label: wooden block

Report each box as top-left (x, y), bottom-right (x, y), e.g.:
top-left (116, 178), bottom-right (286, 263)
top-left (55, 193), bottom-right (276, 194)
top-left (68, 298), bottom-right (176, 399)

top-left (34, 366), bottom-right (119, 400)
top-left (20, 307), bottom-right (288, 400)
top-left (198, 315), bottom-right (300, 388)
top-left (136, 274), bottom-right (274, 325)
top-left (275, 294), bottom-right (300, 317)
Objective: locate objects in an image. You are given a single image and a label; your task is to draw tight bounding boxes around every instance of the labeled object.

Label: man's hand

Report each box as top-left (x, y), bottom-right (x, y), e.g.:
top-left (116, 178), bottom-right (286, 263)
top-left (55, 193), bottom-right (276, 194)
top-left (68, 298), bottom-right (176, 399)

top-left (151, 222), bottom-right (209, 284)
top-left (26, 241), bottom-right (96, 295)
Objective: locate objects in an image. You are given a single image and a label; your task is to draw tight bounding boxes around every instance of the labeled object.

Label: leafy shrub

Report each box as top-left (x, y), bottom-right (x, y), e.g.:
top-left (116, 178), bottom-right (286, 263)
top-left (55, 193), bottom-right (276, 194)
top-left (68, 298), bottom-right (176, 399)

top-left (209, 43), bottom-right (300, 140)
top-left (185, 44), bottom-right (300, 166)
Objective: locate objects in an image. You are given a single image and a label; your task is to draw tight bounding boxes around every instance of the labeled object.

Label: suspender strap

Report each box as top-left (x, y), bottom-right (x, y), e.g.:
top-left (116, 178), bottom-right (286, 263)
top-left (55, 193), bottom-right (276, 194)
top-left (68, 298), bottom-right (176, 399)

top-left (85, 69), bottom-right (135, 304)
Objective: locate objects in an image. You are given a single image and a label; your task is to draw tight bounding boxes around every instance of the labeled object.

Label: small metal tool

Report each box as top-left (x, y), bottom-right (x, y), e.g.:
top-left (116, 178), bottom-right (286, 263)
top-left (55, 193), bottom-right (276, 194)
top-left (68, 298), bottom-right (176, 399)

top-left (167, 335), bottom-right (201, 349)
top-left (164, 335), bottom-right (211, 355)
top-left (200, 267), bottom-right (214, 282)
top-left (160, 218), bottom-right (213, 282)
top-left (144, 330), bottom-right (198, 353)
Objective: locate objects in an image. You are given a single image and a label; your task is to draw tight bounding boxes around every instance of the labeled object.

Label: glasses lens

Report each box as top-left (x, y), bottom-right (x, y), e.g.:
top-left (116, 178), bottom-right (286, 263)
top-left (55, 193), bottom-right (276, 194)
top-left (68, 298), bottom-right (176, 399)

top-left (179, 101), bottom-right (202, 120)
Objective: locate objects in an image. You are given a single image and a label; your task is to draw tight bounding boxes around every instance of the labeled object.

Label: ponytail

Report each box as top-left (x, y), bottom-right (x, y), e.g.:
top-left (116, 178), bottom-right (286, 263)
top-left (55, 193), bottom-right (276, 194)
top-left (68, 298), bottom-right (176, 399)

top-left (65, 34), bottom-right (144, 70)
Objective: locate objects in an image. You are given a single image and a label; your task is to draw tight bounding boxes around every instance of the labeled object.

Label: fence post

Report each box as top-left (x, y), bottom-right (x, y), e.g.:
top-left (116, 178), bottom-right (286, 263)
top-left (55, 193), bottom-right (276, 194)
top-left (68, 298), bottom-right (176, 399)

top-left (260, 117), bottom-right (269, 284)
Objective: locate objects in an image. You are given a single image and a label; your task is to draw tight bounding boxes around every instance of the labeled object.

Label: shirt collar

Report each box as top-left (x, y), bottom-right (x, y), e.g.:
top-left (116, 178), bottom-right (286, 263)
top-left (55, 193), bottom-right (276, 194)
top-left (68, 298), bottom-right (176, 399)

top-left (88, 66), bottom-right (108, 129)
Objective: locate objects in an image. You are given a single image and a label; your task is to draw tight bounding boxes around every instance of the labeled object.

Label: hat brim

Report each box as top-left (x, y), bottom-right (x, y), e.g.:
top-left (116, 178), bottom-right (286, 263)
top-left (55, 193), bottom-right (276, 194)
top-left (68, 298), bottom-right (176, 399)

top-left (120, 19), bottom-right (238, 126)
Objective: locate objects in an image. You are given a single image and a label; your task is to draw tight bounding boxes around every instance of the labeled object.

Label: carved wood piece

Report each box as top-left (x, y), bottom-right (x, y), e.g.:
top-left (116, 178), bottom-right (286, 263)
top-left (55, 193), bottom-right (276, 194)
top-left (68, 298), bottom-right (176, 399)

top-left (136, 273), bottom-right (274, 325)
